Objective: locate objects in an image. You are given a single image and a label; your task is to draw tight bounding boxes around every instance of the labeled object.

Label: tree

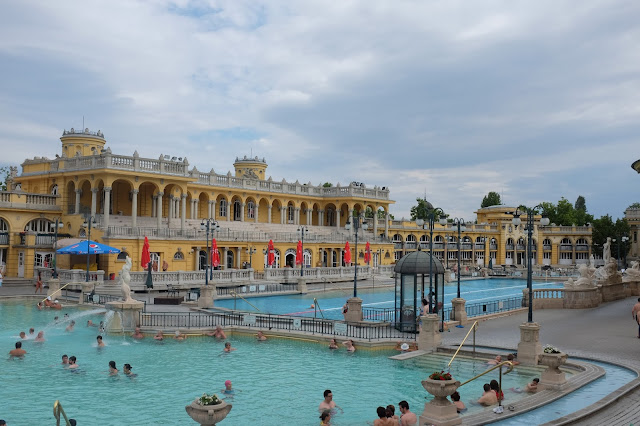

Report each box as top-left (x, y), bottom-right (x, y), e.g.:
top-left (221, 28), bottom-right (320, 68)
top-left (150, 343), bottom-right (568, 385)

top-left (591, 216), bottom-right (631, 260)
top-left (555, 197), bottom-right (576, 226)
top-left (322, 182), bottom-right (332, 188)
top-left (539, 202), bottom-right (557, 224)
top-left (573, 195), bottom-right (594, 226)
top-left (574, 196), bottom-right (586, 212)
top-left (376, 208), bottom-right (393, 220)
top-left (0, 166), bottom-right (9, 191)
top-left (481, 192), bottom-right (501, 208)
top-left (628, 202), bottom-right (640, 209)
top-left (410, 198), bottom-right (444, 221)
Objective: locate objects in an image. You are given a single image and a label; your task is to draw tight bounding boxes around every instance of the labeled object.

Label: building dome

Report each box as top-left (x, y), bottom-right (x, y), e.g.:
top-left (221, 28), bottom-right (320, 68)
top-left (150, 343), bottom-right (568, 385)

top-left (394, 248), bottom-right (445, 275)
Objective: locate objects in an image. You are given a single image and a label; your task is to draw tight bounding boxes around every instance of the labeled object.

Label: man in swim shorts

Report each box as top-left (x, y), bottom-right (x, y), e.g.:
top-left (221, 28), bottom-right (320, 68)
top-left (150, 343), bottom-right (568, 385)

top-left (632, 298), bottom-right (640, 338)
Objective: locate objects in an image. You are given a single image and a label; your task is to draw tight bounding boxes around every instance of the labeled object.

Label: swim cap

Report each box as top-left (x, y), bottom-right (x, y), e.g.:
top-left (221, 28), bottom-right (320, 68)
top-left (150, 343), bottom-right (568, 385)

top-left (225, 380), bottom-right (231, 386)
top-left (401, 343), bottom-right (409, 351)
top-left (54, 300), bottom-right (59, 303)
top-left (47, 296), bottom-right (52, 300)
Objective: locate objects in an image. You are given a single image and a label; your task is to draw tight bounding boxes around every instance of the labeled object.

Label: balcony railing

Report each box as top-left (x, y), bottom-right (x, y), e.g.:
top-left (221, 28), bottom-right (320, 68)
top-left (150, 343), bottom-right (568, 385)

top-left (0, 232), bottom-right (8, 245)
top-left (559, 245), bottom-right (573, 251)
top-left (0, 191), bottom-right (61, 211)
top-left (543, 244), bottom-right (552, 250)
top-left (505, 244), bottom-right (514, 250)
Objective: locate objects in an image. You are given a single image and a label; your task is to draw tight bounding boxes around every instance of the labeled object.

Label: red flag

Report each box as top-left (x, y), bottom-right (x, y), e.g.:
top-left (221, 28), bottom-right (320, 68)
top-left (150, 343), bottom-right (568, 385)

top-left (364, 242), bottom-right (371, 264)
top-left (344, 241), bottom-right (352, 264)
top-left (141, 236), bottom-right (151, 269)
top-left (296, 240), bottom-right (303, 265)
top-left (211, 238), bottom-right (220, 268)
top-left (268, 239), bottom-right (275, 266)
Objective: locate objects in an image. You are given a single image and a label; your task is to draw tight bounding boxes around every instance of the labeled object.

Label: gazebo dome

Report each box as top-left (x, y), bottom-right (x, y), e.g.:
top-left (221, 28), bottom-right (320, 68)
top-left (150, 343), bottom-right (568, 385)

top-left (394, 248), bottom-right (445, 275)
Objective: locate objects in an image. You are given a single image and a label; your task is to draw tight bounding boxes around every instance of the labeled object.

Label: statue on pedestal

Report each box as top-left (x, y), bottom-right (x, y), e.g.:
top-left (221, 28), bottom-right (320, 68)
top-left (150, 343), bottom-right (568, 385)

top-left (120, 256), bottom-right (135, 303)
top-left (602, 237), bottom-right (612, 264)
top-left (567, 262), bottom-right (596, 287)
top-left (624, 261), bottom-right (640, 281)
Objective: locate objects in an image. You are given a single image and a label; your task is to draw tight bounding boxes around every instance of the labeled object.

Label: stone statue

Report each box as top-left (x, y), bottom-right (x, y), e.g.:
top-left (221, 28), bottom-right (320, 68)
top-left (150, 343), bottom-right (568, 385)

top-left (624, 261), bottom-right (640, 281)
top-left (119, 256), bottom-right (134, 303)
top-left (589, 254), bottom-right (595, 269)
top-left (602, 237), bottom-right (612, 264)
top-left (569, 262), bottom-right (596, 287)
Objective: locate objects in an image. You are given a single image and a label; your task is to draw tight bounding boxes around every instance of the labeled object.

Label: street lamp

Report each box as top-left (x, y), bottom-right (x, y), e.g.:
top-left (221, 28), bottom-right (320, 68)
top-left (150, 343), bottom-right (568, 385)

top-left (298, 226), bottom-right (308, 277)
top-left (450, 218), bottom-right (466, 298)
top-left (82, 214), bottom-right (97, 282)
top-left (345, 213), bottom-right (368, 297)
top-left (200, 218), bottom-right (219, 285)
top-left (508, 206), bottom-right (550, 323)
top-left (613, 236), bottom-right (630, 269)
top-left (52, 218), bottom-right (64, 279)
top-left (246, 246), bottom-right (256, 269)
top-left (416, 208), bottom-right (447, 313)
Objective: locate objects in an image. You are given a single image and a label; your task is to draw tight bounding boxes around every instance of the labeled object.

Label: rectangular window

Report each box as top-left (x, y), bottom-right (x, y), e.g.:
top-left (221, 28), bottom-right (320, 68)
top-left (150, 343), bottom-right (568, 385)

top-left (34, 252), bottom-right (53, 268)
top-left (219, 201), bottom-right (227, 217)
top-left (560, 252), bottom-right (573, 260)
top-left (543, 252), bottom-right (551, 259)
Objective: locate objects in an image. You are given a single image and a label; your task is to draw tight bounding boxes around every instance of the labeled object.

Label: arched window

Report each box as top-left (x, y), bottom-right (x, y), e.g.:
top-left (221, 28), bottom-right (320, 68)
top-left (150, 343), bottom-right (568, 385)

top-left (507, 238), bottom-right (514, 245)
top-left (219, 200), bottom-right (227, 217)
top-left (406, 234), bottom-right (416, 242)
top-left (576, 238), bottom-right (588, 245)
top-left (420, 235), bottom-right (430, 242)
top-left (247, 201), bottom-right (255, 219)
top-left (287, 205), bottom-right (295, 223)
top-left (561, 238), bottom-right (572, 245)
top-left (51, 184), bottom-right (59, 196)
top-left (117, 252), bottom-right (129, 261)
top-left (434, 235), bottom-right (444, 242)
top-left (0, 217), bottom-right (8, 232)
top-left (543, 238), bottom-right (552, 245)
top-left (25, 219), bottom-right (53, 232)
top-left (78, 229), bottom-right (86, 238)
top-left (174, 251), bottom-right (184, 260)
top-left (476, 236), bottom-right (485, 243)
top-left (392, 234), bottom-right (403, 243)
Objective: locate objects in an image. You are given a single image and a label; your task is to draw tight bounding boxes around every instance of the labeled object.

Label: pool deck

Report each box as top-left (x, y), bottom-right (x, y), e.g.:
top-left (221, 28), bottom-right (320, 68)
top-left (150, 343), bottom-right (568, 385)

top-left (2, 282), bottom-right (638, 425)
top-left (440, 296), bottom-right (640, 426)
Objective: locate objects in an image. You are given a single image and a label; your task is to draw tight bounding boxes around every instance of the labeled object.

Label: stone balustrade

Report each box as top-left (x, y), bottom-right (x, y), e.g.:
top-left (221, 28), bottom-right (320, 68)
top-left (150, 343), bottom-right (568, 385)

top-left (0, 191), bottom-right (61, 211)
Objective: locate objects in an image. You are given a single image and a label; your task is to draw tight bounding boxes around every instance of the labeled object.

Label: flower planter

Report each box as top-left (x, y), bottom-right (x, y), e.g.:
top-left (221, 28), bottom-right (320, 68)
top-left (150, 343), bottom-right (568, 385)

top-left (538, 352), bottom-right (568, 389)
top-left (420, 378), bottom-right (462, 425)
top-left (422, 378), bottom-right (460, 405)
top-left (185, 400), bottom-right (232, 425)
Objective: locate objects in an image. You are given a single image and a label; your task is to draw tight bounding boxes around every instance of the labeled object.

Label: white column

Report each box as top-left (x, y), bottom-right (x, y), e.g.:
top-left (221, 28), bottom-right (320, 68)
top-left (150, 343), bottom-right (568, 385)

top-left (307, 209), bottom-right (312, 226)
top-left (156, 192), bottom-right (163, 228)
top-left (152, 196), bottom-right (156, 218)
top-left (385, 212), bottom-right (389, 238)
top-left (75, 189), bottom-right (81, 214)
top-left (268, 205), bottom-right (272, 223)
top-left (373, 206), bottom-right (378, 238)
top-left (236, 247), bottom-right (242, 268)
top-left (318, 209), bottom-right (324, 226)
top-left (294, 208), bottom-right (299, 225)
top-left (103, 187), bottom-right (111, 231)
top-left (280, 207), bottom-right (285, 224)
top-left (91, 188), bottom-right (98, 217)
top-left (194, 199), bottom-right (199, 219)
top-left (168, 196), bottom-right (174, 225)
top-left (224, 247), bottom-right (229, 269)
top-left (336, 210), bottom-right (341, 230)
top-left (240, 203), bottom-right (245, 222)
top-left (226, 201), bottom-right (230, 221)
top-left (211, 200), bottom-right (216, 220)
top-left (254, 205), bottom-right (259, 223)
top-left (131, 189), bottom-right (138, 228)
top-left (181, 194), bottom-right (187, 232)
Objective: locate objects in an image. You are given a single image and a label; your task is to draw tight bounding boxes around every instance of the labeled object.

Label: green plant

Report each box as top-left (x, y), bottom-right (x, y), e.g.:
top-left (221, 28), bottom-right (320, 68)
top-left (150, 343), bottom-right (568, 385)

top-left (197, 393), bottom-right (222, 406)
top-left (429, 371), bottom-right (452, 380)
top-left (543, 344), bottom-right (561, 354)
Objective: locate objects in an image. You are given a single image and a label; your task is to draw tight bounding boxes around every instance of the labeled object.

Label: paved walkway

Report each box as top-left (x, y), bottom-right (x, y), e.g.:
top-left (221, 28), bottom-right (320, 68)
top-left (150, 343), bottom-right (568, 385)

top-left (441, 296), bottom-right (640, 425)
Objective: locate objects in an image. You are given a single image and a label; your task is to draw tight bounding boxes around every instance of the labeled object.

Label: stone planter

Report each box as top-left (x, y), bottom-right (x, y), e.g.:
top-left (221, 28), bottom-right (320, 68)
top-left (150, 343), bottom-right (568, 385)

top-left (538, 352), bottom-right (568, 389)
top-left (185, 400), bottom-right (232, 425)
top-left (420, 378), bottom-right (461, 426)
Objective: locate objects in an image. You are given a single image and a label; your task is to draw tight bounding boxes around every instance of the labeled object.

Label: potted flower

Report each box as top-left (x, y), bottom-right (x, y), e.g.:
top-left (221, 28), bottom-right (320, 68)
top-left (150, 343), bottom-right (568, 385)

top-left (185, 392), bottom-right (232, 425)
top-left (422, 371), bottom-right (460, 402)
top-left (539, 344), bottom-right (568, 370)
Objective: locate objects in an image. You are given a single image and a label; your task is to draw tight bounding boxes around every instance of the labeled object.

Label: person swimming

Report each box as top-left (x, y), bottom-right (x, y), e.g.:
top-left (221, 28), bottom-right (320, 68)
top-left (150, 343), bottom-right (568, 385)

top-left (221, 379), bottom-right (235, 395)
top-left (123, 363), bottom-right (137, 378)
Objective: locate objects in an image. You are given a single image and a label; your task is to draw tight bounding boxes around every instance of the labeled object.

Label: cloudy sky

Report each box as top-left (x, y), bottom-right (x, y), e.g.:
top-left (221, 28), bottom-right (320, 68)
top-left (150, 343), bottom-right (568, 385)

top-left (1, 0), bottom-right (639, 220)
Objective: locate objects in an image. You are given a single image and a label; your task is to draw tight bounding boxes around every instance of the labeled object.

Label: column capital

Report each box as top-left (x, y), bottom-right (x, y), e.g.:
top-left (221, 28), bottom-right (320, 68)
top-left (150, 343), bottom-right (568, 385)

top-left (156, 191), bottom-right (164, 197)
top-left (131, 189), bottom-right (139, 194)
top-left (91, 188), bottom-right (99, 194)
top-left (75, 189), bottom-right (82, 194)
top-left (181, 194), bottom-right (188, 199)
top-left (103, 186), bottom-right (112, 192)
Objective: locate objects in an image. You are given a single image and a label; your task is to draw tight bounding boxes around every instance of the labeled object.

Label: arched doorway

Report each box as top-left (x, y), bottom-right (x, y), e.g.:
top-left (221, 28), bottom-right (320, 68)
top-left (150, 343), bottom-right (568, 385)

top-left (226, 250), bottom-right (234, 269)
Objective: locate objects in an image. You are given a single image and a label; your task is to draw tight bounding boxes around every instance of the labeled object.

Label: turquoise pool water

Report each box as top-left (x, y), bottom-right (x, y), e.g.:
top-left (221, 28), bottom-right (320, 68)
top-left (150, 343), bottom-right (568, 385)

top-left (214, 278), bottom-right (563, 319)
top-left (1, 300), bottom-right (543, 425)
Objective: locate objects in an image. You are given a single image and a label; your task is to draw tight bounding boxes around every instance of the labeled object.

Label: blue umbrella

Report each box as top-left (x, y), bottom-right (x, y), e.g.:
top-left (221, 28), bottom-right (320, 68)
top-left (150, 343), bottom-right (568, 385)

top-left (57, 240), bottom-right (121, 255)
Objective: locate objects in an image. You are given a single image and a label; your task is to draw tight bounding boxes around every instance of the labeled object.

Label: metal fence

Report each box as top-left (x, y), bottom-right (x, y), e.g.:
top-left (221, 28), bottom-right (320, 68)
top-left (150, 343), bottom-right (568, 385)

top-left (216, 283), bottom-right (296, 296)
top-left (138, 310), bottom-right (415, 341)
top-left (465, 296), bottom-right (523, 318)
top-left (362, 307), bottom-right (398, 322)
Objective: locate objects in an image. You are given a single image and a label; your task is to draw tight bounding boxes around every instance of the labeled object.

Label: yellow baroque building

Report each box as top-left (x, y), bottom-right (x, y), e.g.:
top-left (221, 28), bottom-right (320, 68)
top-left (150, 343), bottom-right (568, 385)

top-left (0, 128), bottom-right (395, 280)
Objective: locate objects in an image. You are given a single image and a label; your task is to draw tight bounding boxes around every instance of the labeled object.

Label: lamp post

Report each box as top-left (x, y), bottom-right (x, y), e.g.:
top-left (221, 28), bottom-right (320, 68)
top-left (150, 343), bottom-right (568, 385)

top-left (298, 226), bottom-right (308, 277)
top-left (82, 214), bottom-right (97, 282)
top-left (613, 236), bottom-right (630, 269)
top-left (52, 218), bottom-right (64, 279)
top-left (451, 218), bottom-right (466, 298)
top-left (416, 208), bottom-right (447, 313)
top-left (200, 218), bottom-right (219, 285)
top-left (345, 213), bottom-right (368, 297)
top-left (508, 206), bottom-right (550, 322)
top-left (246, 246), bottom-right (256, 269)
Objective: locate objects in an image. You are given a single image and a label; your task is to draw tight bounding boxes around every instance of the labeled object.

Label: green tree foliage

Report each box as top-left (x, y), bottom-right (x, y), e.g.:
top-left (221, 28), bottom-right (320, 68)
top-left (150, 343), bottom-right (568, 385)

top-left (322, 182), bottom-right (332, 188)
top-left (0, 166), bottom-right (9, 191)
top-left (628, 202), bottom-right (640, 209)
top-left (591, 216), bottom-right (631, 259)
top-left (537, 197), bottom-right (593, 226)
top-left (481, 191), bottom-right (501, 208)
top-left (410, 198), bottom-right (444, 221)
top-left (574, 196), bottom-right (586, 212)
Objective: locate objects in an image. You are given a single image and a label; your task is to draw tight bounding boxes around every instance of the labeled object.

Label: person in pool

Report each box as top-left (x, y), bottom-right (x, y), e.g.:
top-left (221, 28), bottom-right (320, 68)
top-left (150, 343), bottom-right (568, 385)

top-left (131, 327), bottom-right (144, 340)
top-left (318, 389), bottom-right (336, 412)
top-left (328, 338), bottom-right (338, 350)
top-left (154, 330), bottom-right (164, 341)
top-left (99, 321), bottom-right (105, 333)
top-left (68, 356), bottom-right (79, 369)
top-left (28, 328), bottom-right (35, 336)
top-left (96, 335), bottom-right (105, 347)
top-left (61, 354), bottom-right (69, 365)
top-left (18, 331), bottom-right (26, 340)
top-left (342, 339), bottom-right (356, 352)
top-left (174, 330), bottom-right (186, 340)
top-left (108, 360), bottom-right (119, 375)
top-left (9, 341), bottom-right (26, 357)
top-left (221, 380), bottom-right (235, 395)
top-left (319, 410), bottom-right (331, 425)
top-left (87, 320), bottom-right (96, 327)
top-left (451, 391), bottom-right (466, 413)
top-left (123, 363), bottom-right (136, 377)
top-left (34, 331), bottom-right (45, 342)
top-left (223, 342), bottom-right (236, 352)
top-left (207, 325), bottom-right (227, 339)
top-left (256, 331), bottom-right (267, 341)
top-left (65, 320), bottom-right (76, 332)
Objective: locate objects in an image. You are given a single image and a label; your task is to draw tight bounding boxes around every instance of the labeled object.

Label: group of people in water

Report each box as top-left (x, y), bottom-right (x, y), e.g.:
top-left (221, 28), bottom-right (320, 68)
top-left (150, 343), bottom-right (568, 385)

top-left (328, 338), bottom-right (356, 352)
top-left (318, 390), bottom-right (418, 426)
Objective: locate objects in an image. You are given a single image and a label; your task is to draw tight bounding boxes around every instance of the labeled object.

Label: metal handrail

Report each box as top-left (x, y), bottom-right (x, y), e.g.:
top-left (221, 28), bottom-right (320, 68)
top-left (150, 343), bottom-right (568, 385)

top-left (229, 291), bottom-right (260, 312)
top-left (458, 361), bottom-right (514, 408)
top-left (40, 282), bottom-right (72, 305)
top-left (447, 321), bottom-right (479, 367)
top-left (313, 297), bottom-right (325, 319)
top-left (53, 400), bottom-right (72, 426)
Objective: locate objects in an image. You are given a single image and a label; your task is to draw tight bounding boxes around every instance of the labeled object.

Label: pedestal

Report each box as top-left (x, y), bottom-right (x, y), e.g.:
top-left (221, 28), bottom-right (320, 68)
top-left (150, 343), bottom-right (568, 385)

top-left (46, 278), bottom-right (60, 298)
top-left (343, 297), bottom-right (363, 322)
top-left (297, 278), bottom-right (308, 294)
top-left (185, 400), bottom-right (232, 425)
top-left (78, 282), bottom-right (94, 305)
top-left (451, 298), bottom-right (467, 325)
top-left (420, 379), bottom-right (462, 426)
top-left (198, 286), bottom-right (215, 309)
top-left (417, 314), bottom-right (442, 351)
top-left (517, 322), bottom-right (542, 366)
top-left (104, 300), bottom-right (144, 331)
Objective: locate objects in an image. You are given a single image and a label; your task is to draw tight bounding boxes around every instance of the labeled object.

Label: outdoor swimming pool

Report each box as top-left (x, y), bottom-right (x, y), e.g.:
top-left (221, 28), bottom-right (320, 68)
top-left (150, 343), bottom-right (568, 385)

top-left (1, 300), bottom-right (546, 425)
top-left (214, 278), bottom-right (564, 320)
